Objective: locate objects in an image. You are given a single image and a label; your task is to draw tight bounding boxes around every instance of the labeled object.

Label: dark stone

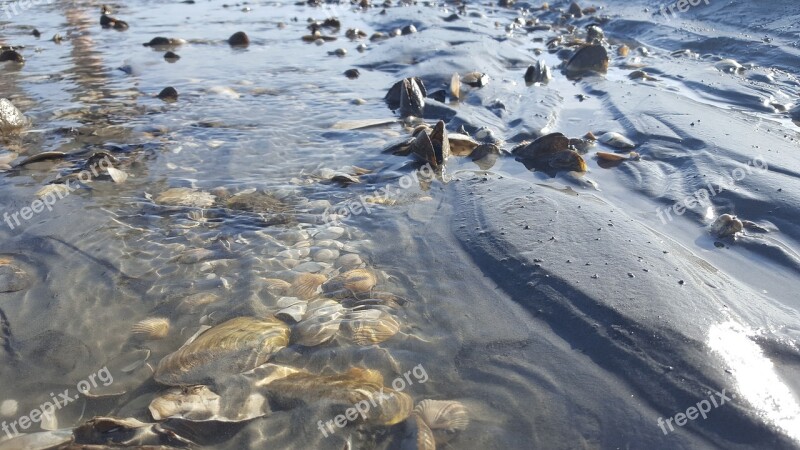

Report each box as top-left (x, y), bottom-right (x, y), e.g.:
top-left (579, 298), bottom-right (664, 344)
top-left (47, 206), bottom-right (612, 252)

top-left (0, 50), bottom-right (24, 63)
top-left (344, 69), bottom-right (360, 79)
top-left (164, 51), bottom-right (181, 62)
top-left (228, 31), bottom-right (250, 47)
top-left (157, 87), bottom-right (179, 102)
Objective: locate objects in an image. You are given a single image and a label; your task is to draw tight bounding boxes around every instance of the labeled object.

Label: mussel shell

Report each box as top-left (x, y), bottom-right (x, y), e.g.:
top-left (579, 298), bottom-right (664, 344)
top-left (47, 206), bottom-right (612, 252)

top-left (512, 132), bottom-right (569, 159)
top-left (565, 45), bottom-right (609, 75)
top-left (429, 120), bottom-right (450, 166)
top-left (154, 316), bottom-right (290, 386)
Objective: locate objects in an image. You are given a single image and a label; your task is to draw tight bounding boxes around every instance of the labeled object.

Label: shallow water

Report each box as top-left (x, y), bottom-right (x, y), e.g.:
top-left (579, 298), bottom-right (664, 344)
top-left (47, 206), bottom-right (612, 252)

top-left (0, 0), bottom-right (799, 449)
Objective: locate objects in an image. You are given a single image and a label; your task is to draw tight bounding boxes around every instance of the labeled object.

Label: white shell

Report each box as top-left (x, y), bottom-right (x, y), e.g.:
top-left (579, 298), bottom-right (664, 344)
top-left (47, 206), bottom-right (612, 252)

top-left (598, 132), bottom-right (636, 149)
top-left (0, 399), bottom-right (18, 417)
top-left (107, 167), bottom-right (128, 183)
top-left (131, 318), bottom-right (170, 340)
top-left (293, 299), bottom-right (343, 346)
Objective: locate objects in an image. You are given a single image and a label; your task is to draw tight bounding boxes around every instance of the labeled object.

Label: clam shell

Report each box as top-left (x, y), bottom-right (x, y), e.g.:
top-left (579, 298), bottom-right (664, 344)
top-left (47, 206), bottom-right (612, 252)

top-left (131, 318), bottom-right (170, 341)
top-left (149, 385), bottom-right (222, 421)
top-left (155, 187), bottom-right (216, 208)
top-left (264, 369), bottom-right (413, 426)
top-left (293, 299), bottom-right (344, 346)
top-left (447, 133), bottom-right (480, 156)
top-left (323, 268), bottom-right (377, 297)
top-left (565, 45), bottom-right (609, 75)
top-left (290, 272), bottom-right (327, 299)
top-left (154, 316), bottom-right (290, 386)
top-left (711, 214), bottom-right (743, 238)
top-left (341, 309), bottom-right (400, 345)
top-left (618, 44), bottom-right (629, 57)
top-left (35, 184), bottom-right (70, 199)
top-left (178, 292), bottom-right (220, 312)
top-left (414, 399), bottom-right (469, 443)
top-left (262, 278), bottom-right (292, 295)
top-left (461, 71), bottom-right (488, 87)
top-left (598, 132), bottom-right (636, 149)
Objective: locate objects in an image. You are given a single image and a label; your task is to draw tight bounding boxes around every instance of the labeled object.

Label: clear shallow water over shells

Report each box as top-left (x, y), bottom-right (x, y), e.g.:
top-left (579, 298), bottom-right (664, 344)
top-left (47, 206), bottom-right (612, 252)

top-left (0, 0), bottom-right (799, 449)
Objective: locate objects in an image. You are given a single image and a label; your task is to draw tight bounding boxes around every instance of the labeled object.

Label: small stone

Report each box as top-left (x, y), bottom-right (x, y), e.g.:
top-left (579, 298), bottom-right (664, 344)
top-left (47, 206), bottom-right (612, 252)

top-left (228, 31), bottom-right (250, 47)
top-left (0, 399), bottom-right (18, 417)
top-left (344, 69), bottom-right (360, 79)
top-left (164, 51), bottom-right (181, 62)
top-left (157, 87), bottom-right (178, 102)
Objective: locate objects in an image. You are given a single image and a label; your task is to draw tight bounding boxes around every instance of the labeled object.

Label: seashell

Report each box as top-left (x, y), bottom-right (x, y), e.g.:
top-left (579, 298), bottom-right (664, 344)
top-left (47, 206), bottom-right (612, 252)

top-left (275, 297), bottom-right (308, 323)
top-left (568, 137), bottom-right (595, 153)
top-left (131, 318), bottom-right (170, 341)
top-left (447, 133), bottom-right (480, 156)
top-left (385, 77), bottom-right (426, 118)
top-left (264, 369), bottom-right (413, 426)
top-left (290, 272), bottom-right (327, 299)
top-left (598, 132), bottom-right (636, 149)
top-left (715, 59), bottom-right (744, 74)
top-left (157, 87), bottom-right (178, 102)
top-left (336, 253), bottom-right (363, 269)
top-left (512, 133), bottom-right (569, 159)
top-left (323, 268), bottom-right (378, 297)
top-left (409, 120), bottom-right (450, 169)
top-left (565, 45), bottom-right (609, 75)
top-left (618, 44), bottom-right (629, 57)
top-left (414, 399), bottom-right (470, 444)
top-left (178, 292), bottom-right (220, 312)
top-left (107, 167), bottom-right (128, 183)
top-left (313, 248), bottom-right (339, 262)
top-left (35, 184), bottom-right (70, 200)
top-left (450, 73), bottom-right (461, 100)
top-left (586, 24), bottom-right (603, 43)
top-left (341, 309), bottom-right (400, 345)
top-left (0, 50), bottom-right (24, 63)
top-left (149, 385), bottom-right (222, 421)
top-left (628, 70), bottom-right (658, 81)
top-left (293, 299), bottom-right (343, 346)
top-left (401, 414), bottom-right (436, 450)
top-left (711, 214), bottom-right (743, 238)
top-left (40, 410), bottom-right (58, 431)
top-left (315, 226), bottom-right (344, 240)
top-left (263, 278), bottom-right (292, 295)
top-left (595, 151), bottom-right (637, 162)
top-left (461, 71), bottom-right (488, 87)
top-left (154, 316), bottom-right (290, 386)
top-left (155, 187), bottom-right (216, 208)
top-left (524, 60), bottom-right (552, 85)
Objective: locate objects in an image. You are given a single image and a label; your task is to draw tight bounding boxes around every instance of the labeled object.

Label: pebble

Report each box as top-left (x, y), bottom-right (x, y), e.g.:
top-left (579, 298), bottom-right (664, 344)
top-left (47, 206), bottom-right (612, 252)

top-left (314, 248), bottom-right (339, 262)
top-left (336, 253), bottom-right (363, 269)
top-left (315, 226), bottom-right (344, 240)
top-left (0, 399), bottom-right (18, 417)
